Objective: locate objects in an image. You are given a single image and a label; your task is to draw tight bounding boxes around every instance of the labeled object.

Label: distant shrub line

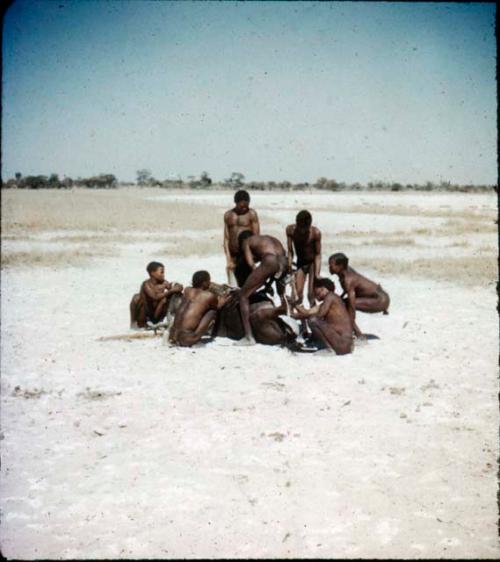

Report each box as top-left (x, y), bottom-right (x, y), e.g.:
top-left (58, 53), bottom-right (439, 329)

top-left (1, 171), bottom-right (495, 192)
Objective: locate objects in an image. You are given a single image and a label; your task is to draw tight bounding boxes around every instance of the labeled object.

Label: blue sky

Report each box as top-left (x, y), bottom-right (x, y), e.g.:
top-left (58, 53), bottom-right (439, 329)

top-left (2, 1), bottom-right (497, 184)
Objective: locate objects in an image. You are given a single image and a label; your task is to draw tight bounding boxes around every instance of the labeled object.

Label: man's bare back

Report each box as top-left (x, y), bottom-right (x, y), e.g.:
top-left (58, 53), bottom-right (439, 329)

top-left (243, 234), bottom-right (286, 264)
top-left (238, 234), bottom-right (289, 344)
top-left (169, 271), bottom-right (229, 347)
top-left (173, 288), bottom-right (216, 332)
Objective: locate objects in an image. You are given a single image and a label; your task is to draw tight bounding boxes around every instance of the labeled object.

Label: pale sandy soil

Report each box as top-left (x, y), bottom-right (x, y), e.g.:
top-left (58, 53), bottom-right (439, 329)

top-left (1, 189), bottom-right (498, 559)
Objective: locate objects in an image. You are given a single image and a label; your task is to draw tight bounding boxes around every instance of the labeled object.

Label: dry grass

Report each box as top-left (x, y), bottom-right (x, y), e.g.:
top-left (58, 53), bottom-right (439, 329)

top-left (306, 203), bottom-right (496, 221)
top-left (365, 237), bottom-right (416, 247)
top-left (1, 246), bottom-right (116, 269)
top-left (336, 218), bottom-right (496, 240)
top-left (161, 237), bottom-right (222, 256)
top-left (355, 256), bottom-right (497, 287)
top-left (2, 190), bottom-right (497, 288)
top-left (1, 189), bottom-right (225, 234)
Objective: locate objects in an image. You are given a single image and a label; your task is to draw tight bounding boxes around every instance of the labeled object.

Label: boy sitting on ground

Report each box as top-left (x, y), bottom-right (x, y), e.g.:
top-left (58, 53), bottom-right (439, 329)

top-left (169, 270), bottom-right (231, 347)
top-left (291, 278), bottom-right (355, 355)
top-left (130, 261), bottom-right (183, 329)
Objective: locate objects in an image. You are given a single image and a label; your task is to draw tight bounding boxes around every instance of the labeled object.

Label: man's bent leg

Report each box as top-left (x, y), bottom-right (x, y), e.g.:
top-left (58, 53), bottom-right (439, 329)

top-left (130, 293), bottom-right (145, 328)
top-left (355, 289), bottom-right (390, 314)
top-left (176, 310), bottom-right (217, 347)
top-left (294, 268), bottom-right (306, 305)
top-left (239, 257), bottom-right (279, 343)
top-left (309, 317), bottom-right (353, 355)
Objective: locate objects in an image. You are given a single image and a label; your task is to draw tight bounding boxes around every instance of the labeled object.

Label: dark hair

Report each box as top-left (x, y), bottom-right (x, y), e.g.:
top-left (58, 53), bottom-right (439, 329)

top-left (146, 261), bottom-right (164, 274)
top-left (238, 230), bottom-right (254, 247)
top-left (329, 253), bottom-right (349, 268)
top-left (296, 210), bottom-right (312, 228)
top-left (314, 277), bottom-right (336, 292)
top-left (234, 190), bottom-right (250, 204)
top-left (192, 270), bottom-right (210, 288)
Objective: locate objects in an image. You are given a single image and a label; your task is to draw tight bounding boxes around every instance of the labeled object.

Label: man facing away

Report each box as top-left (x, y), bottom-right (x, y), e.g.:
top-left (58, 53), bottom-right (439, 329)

top-left (286, 209), bottom-right (322, 307)
top-left (223, 190), bottom-right (260, 286)
top-left (169, 270), bottom-right (230, 347)
top-left (292, 278), bottom-right (354, 355)
top-left (328, 253), bottom-right (390, 316)
top-left (130, 261), bottom-right (183, 329)
top-left (238, 232), bottom-right (290, 345)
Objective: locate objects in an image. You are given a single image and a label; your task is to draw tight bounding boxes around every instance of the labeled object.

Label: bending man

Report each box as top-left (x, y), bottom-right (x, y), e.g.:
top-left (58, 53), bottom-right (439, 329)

top-left (238, 232), bottom-right (290, 344)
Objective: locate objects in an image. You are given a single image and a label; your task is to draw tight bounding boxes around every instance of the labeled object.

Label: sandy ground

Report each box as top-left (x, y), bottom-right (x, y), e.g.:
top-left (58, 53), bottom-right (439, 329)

top-left (1, 189), bottom-right (498, 559)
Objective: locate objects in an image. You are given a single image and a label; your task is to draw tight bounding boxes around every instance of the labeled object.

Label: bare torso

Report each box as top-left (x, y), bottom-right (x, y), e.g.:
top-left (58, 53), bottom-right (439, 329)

top-left (286, 225), bottom-right (320, 265)
top-left (174, 287), bottom-right (216, 332)
top-left (140, 279), bottom-right (171, 318)
top-left (321, 293), bottom-right (353, 338)
top-left (224, 208), bottom-right (259, 256)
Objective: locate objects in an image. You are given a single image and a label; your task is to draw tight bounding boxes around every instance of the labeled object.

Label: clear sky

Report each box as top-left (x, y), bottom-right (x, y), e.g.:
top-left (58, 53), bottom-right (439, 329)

top-left (2, 0), bottom-right (497, 184)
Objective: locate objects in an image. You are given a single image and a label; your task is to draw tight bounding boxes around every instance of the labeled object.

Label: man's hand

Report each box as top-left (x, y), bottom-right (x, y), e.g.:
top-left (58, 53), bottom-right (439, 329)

top-left (217, 293), bottom-right (232, 309)
top-left (226, 257), bottom-right (236, 270)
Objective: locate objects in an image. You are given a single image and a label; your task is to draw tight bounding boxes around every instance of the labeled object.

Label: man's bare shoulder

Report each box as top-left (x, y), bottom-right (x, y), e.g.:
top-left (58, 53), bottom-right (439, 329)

top-left (286, 224), bottom-right (295, 235)
top-left (184, 287), bottom-right (195, 297)
top-left (312, 226), bottom-right (322, 238)
top-left (249, 208), bottom-right (258, 218)
top-left (325, 292), bottom-right (337, 305)
top-left (224, 209), bottom-right (236, 221)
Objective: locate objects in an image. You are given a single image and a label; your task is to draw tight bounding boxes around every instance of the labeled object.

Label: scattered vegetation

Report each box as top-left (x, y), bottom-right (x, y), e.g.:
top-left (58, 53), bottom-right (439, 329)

top-left (2, 171), bottom-right (496, 192)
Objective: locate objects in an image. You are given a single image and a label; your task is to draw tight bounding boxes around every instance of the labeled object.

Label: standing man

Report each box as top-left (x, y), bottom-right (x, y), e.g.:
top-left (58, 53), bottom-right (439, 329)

top-left (286, 210), bottom-right (322, 307)
top-left (223, 190), bottom-right (260, 287)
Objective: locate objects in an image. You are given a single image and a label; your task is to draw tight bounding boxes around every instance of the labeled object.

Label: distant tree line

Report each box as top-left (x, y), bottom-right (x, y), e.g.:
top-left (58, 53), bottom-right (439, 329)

top-left (1, 170), bottom-right (495, 193)
top-left (2, 172), bottom-right (117, 189)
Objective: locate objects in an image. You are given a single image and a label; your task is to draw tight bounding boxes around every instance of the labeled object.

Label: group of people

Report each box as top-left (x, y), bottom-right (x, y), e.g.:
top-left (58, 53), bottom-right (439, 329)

top-left (130, 190), bottom-right (390, 354)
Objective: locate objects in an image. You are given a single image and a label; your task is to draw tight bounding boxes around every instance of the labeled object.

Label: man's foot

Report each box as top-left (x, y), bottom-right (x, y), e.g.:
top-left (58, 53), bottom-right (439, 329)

top-left (235, 336), bottom-right (256, 346)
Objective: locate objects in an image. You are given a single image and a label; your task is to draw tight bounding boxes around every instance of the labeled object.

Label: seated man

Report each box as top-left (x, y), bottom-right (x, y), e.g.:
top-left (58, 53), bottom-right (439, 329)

top-left (328, 253), bottom-right (390, 317)
top-left (169, 270), bottom-right (230, 347)
top-left (286, 210), bottom-right (322, 307)
top-left (130, 261), bottom-right (183, 329)
top-left (214, 290), bottom-right (298, 347)
top-left (292, 278), bottom-right (354, 355)
top-left (238, 232), bottom-right (290, 345)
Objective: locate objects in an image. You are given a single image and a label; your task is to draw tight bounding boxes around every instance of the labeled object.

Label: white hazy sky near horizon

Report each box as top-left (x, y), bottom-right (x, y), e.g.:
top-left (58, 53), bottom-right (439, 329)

top-left (1, 0), bottom-right (497, 184)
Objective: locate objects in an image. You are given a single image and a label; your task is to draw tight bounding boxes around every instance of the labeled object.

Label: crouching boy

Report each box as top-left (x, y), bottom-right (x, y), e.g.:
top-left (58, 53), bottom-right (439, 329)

top-left (130, 261), bottom-right (183, 329)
